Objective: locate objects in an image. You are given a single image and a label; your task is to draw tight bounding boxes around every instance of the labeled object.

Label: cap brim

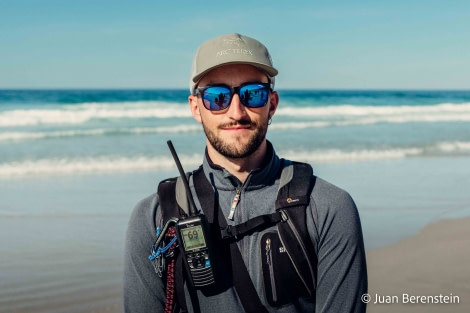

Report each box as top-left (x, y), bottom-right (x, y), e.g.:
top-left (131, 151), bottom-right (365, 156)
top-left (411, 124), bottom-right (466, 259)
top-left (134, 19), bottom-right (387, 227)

top-left (192, 61), bottom-right (278, 84)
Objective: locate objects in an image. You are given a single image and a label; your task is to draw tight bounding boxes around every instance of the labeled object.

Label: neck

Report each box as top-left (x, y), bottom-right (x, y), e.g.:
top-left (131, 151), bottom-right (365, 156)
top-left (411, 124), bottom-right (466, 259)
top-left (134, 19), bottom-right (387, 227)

top-left (206, 140), bottom-right (268, 184)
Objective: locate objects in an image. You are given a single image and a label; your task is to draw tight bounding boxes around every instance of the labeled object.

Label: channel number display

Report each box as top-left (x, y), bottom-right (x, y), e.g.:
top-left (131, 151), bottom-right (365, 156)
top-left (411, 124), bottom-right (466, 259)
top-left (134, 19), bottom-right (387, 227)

top-left (181, 225), bottom-right (207, 251)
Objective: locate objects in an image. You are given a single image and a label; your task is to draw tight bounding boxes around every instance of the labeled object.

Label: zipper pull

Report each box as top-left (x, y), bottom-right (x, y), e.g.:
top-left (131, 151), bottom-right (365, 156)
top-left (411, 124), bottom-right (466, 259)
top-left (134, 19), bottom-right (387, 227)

top-left (227, 189), bottom-right (241, 221)
top-left (265, 238), bottom-right (272, 264)
top-left (266, 238), bottom-right (277, 301)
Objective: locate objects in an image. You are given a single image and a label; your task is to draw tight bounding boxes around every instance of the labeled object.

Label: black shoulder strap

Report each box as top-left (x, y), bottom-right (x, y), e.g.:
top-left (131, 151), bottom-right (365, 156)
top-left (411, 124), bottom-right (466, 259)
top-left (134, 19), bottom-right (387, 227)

top-left (158, 178), bottom-right (183, 221)
top-left (157, 178), bottom-right (190, 313)
top-left (276, 161), bottom-right (317, 298)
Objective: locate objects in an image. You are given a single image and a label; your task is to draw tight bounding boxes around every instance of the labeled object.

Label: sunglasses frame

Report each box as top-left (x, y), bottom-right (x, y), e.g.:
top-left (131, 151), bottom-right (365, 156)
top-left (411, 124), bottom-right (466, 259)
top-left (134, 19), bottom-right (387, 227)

top-left (193, 82), bottom-right (273, 111)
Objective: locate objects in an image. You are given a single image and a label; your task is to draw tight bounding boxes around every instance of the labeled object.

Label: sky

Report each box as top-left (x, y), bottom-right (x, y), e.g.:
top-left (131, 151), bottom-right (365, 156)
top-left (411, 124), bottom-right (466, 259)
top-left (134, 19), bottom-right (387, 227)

top-left (0, 0), bottom-right (469, 90)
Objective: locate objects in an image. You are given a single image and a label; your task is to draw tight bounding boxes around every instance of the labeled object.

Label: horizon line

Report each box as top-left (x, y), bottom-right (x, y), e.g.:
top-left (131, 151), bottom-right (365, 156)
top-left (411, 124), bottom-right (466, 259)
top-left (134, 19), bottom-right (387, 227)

top-left (1, 87), bottom-right (470, 92)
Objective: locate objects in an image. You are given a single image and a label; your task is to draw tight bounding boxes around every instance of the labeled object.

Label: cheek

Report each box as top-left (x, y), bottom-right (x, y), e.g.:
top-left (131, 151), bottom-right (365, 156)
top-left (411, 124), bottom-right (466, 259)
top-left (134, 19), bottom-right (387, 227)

top-left (194, 108), bottom-right (203, 123)
top-left (198, 109), bottom-right (217, 128)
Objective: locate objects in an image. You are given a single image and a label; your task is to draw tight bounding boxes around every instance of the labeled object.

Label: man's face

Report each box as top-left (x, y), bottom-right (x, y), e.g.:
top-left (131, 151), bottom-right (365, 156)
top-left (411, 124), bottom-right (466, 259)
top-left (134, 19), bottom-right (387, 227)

top-left (189, 64), bottom-right (278, 159)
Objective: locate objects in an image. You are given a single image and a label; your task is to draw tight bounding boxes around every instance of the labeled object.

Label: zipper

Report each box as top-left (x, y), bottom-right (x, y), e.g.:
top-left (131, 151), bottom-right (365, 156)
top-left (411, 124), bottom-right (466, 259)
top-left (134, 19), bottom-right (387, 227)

top-left (227, 188), bottom-right (241, 221)
top-left (278, 209), bottom-right (315, 296)
top-left (265, 238), bottom-right (277, 302)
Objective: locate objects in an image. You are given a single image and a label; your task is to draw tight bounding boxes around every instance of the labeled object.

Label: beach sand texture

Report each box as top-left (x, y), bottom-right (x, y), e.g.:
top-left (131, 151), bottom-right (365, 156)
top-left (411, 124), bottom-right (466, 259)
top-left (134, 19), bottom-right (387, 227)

top-left (367, 217), bottom-right (470, 313)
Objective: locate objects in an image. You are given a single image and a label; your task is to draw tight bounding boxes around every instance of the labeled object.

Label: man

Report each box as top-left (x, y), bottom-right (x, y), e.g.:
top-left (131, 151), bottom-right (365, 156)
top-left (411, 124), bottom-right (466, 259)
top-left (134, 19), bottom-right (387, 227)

top-left (123, 33), bottom-right (367, 313)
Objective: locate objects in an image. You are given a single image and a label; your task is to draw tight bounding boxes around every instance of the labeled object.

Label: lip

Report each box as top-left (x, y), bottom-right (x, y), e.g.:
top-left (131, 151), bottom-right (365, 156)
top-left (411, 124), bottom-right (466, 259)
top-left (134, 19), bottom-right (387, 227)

top-left (221, 125), bottom-right (251, 131)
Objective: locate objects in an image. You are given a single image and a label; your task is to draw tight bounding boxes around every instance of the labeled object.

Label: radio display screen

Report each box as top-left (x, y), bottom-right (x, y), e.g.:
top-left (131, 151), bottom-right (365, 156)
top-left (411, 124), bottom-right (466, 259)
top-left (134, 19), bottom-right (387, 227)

top-left (181, 225), bottom-right (207, 251)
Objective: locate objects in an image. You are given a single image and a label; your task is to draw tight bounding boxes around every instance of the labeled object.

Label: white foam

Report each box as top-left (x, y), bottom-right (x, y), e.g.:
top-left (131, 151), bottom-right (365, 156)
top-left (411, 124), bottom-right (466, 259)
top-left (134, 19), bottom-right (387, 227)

top-left (0, 148), bottom-right (421, 178)
top-left (281, 148), bottom-right (422, 163)
top-left (280, 141), bottom-right (470, 164)
top-left (270, 121), bottom-right (332, 130)
top-left (129, 125), bottom-right (201, 135)
top-left (0, 129), bottom-right (108, 141)
top-left (271, 103), bottom-right (470, 129)
top-left (0, 155), bottom-right (203, 178)
top-left (2, 142), bottom-right (469, 178)
top-left (0, 125), bottom-right (201, 142)
top-left (436, 141), bottom-right (470, 152)
top-left (2, 102), bottom-right (470, 128)
top-left (276, 102), bottom-right (470, 117)
top-left (0, 101), bottom-right (191, 127)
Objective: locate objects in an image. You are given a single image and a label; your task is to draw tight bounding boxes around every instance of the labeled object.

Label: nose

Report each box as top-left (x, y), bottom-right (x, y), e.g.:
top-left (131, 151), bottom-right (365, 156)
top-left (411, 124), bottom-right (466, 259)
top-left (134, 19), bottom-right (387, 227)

top-left (226, 93), bottom-right (247, 120)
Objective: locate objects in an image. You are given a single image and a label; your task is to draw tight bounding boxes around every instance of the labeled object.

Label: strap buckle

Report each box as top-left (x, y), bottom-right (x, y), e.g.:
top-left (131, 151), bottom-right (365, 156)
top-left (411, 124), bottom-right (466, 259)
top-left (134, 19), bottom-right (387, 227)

top-left (221, 225), bottom-right (240, 240)
top-left (280, 209), bottom-right (289, 222)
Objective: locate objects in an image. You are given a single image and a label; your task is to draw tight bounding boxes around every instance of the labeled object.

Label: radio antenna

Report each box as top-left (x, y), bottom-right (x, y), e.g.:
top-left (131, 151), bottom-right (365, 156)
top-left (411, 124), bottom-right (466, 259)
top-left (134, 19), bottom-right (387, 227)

top-left (167, 140), bottom-right (198, 217)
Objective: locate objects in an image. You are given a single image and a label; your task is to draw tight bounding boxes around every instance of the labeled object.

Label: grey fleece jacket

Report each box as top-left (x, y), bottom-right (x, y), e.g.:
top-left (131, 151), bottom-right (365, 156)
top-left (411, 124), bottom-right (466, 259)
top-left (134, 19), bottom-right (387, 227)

top-left (123, 144), bottom-right (368, 313)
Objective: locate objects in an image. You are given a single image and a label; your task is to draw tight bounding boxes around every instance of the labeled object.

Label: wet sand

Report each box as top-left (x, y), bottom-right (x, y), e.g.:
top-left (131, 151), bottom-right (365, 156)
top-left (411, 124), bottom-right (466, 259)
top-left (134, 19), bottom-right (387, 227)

top-left (367, 217), bottom-right (470, 313)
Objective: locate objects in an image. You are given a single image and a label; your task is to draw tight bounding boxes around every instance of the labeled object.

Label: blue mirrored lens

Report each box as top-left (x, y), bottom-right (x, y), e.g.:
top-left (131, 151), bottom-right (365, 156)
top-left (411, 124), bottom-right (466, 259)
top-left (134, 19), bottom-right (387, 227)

top-left (239, 84), bottom-right (269, 108)
top-left (202, 87), bottom-right (231, 110)
top-left (200, 83), bottom-right (270, 110)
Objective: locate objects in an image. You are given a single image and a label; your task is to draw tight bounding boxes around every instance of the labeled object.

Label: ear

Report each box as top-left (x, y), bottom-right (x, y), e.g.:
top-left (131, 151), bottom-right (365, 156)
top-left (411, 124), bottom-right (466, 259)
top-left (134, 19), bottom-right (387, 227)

top-left (188, 95), bottom-right (202, 123)
top-left (268, 91), bottom-right (279, 119)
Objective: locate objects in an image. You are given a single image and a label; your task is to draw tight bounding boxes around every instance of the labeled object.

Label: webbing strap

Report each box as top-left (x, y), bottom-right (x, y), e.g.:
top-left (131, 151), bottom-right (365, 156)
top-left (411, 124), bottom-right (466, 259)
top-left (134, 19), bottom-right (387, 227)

top-left (193, 168), bottom-right (269, 313)
top-left (163, 227), bottom-right (178, 313)
top-left (276, 162), bottom-right (317, 297)
top-left (157, 179), bottom-right (188, 313)
top-left (220, 211), bottom-right (285, 240)
top-left (218, 160), bottom-right (310, 242)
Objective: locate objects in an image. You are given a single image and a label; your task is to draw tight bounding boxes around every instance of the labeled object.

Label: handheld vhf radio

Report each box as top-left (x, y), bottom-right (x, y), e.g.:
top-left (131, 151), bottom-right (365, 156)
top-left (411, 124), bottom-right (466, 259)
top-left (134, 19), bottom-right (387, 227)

top-left (167, 141), bottom-right (216, 288)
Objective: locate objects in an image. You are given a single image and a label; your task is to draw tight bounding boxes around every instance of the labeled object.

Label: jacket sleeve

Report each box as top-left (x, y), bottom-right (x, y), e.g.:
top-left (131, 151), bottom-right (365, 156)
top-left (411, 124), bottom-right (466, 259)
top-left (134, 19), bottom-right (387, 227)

top-left (312, 179), bottom-right (368, 313)
top-left (122, 194), bottom-right (166, 313)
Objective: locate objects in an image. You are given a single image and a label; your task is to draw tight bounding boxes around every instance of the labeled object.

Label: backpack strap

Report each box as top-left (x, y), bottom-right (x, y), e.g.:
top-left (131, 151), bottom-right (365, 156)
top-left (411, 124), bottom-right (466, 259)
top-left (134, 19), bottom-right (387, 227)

top-left (220, 210), bottom-right (286, 240)
top-left (276, 160), bottom-right (317, 298)
top-left (157, 178), bottom-right (190, 313)
top-left (175, 175), bottom-right (190, 216)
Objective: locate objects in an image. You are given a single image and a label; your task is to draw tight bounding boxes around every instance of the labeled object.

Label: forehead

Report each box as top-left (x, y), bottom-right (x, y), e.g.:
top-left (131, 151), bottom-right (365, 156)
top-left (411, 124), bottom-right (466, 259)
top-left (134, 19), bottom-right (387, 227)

top-left (198, 64), bottom-right (269, 86)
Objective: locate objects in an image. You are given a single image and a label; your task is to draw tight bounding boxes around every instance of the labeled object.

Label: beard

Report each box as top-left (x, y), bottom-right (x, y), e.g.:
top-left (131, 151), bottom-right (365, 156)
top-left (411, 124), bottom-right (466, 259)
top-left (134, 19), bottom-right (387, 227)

top-left (202, 117), bottom-right (269, 159)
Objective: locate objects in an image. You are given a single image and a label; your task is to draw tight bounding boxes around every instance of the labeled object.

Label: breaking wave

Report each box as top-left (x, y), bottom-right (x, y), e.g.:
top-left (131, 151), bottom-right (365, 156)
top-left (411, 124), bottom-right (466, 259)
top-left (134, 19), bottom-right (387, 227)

top-left (1, 102), bottom-right (470, 128)
top-left (2, 142), bottom-right (469, 178)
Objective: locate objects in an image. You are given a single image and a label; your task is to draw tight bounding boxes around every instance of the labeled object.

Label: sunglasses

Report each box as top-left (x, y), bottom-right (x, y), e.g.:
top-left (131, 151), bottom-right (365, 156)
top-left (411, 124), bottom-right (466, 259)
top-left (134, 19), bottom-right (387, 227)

top-left (193, 82), bottom-right (272, 111)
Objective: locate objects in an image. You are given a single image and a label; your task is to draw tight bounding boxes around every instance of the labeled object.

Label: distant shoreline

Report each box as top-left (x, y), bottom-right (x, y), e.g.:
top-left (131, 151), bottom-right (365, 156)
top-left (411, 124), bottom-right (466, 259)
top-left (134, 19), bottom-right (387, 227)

top-left (1, 88), bottom-right (470, 91)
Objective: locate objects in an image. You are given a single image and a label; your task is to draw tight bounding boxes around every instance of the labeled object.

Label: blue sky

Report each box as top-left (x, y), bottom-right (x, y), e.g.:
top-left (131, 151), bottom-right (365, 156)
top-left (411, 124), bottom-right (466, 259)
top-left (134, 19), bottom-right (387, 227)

top-left (1, 0), bottom-right (469, 89)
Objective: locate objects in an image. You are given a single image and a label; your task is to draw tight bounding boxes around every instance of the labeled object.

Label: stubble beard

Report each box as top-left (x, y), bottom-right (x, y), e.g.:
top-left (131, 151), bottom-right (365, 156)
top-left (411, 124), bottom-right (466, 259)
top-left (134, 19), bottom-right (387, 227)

top-left (202, 118), bottom-right (268, 159)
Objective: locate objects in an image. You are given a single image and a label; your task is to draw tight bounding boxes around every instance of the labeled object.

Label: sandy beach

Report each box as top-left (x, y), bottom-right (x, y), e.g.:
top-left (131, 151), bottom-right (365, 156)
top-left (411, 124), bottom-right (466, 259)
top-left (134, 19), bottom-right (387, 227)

top-left (367, 217), bottom-right (470, 313)
top-left (3, 285), bottom-right (121, 313)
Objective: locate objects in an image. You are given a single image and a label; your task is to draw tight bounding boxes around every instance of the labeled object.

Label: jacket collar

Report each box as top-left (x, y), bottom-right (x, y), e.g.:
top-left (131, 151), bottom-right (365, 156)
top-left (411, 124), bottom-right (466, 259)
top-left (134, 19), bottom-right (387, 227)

top-left (202, 141), bottom-right (281, 191)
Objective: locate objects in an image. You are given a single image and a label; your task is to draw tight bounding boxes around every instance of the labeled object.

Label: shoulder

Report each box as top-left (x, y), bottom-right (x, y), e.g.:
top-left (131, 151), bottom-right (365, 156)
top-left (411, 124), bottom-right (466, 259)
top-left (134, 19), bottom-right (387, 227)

top-left (312, 177), bottom-right (356, 210)
top-left (123, 192), bottom-right (167, 311)
top-left (310, 176), bottom-right (364, 243)
top-left (132, 192), bottom-right (159, 219)
top-left (281, 159), bottom-right (356, 210)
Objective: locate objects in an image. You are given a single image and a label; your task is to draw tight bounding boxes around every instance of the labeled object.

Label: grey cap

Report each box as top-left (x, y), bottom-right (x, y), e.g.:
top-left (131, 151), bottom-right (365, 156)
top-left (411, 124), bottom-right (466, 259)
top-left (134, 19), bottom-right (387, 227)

top-left (189, 33), bottom-right (278, 93)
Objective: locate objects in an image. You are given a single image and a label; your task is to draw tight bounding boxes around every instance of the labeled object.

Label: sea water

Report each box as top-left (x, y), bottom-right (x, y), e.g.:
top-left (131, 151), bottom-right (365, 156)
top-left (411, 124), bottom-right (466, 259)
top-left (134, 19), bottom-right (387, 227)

top-left (1, 89), bottom-right (470, 311)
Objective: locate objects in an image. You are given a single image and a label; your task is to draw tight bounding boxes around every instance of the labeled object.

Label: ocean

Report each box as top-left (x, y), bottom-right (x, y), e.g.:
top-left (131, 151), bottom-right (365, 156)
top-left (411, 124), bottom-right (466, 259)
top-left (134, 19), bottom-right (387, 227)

top-left (1, 89), bottom-right (470, 312)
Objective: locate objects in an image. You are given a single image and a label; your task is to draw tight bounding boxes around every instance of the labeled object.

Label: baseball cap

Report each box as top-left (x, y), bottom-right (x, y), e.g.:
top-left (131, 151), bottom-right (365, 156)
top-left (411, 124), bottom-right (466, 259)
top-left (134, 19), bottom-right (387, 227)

top-left (189, 33), bottom-right (278, 93)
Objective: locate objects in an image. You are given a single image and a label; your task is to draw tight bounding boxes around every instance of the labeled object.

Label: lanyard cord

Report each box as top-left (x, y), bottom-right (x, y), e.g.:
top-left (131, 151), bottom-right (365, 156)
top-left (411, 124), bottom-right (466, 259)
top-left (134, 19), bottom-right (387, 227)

top-left (164, 226), bottom-right (178, 313)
